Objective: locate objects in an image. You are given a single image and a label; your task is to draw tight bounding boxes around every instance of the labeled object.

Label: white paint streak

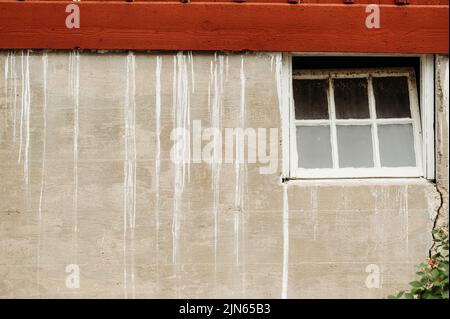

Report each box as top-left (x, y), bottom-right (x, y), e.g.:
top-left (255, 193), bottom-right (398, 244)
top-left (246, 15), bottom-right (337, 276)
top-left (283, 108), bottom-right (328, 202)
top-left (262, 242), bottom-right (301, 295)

top-left (172, 52), bottom-right (191, 265)
top-left (234, 214), bottom-right (240, 266)
top-left (235, 56), bottom-right (246, 209)
top-left (18, 50), bottom-right (31, 186)
top-left (270, 55), bottom-right (274, 72)
top-left (18, 51), bottom-right (24, 163)
top-left (155, 55), bottom-right (162, 251)
top-left (71, 51), bottom-right (80, 234)
top-left (281, 183), bottom-right (289, 299)
top-left (12, 53), bottom-right (17, 143)
top-left (4, 52), bottom-right (9, 129)
top-left (225, 55), bottom-right (229, 82)
top-left (234, 56), bottom-right (247, 265)
top-left (189, 51), bottom-right (195, 93)
top-left (311, 186), bottom-right (318, 241)
top-left (275, 53), bottom-right (290, 298)
top-left (24, 51), bottom-right (31, 185)
top-left (37, 52), bottom-right (48, 296)
top-left (234, 56), bottom-right (247, 267)
top-left (399, 185), bottom-right (409, 258)
top-left (210, 54), bottom-right (225, 269)
top-left (4, 52), bottom-right (9, 98)
top-left (39, 53), bottom-right (48, 220)
top-left (123, 52), bottom-right (137, 298)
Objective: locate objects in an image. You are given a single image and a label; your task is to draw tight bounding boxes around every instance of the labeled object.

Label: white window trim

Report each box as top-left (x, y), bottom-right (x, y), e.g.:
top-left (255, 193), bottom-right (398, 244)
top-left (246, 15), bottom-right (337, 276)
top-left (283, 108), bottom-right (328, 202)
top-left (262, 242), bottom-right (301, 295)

top-left (281, 53), bottom-right (435, 179)
top-left (420, 55), bottom-right (435, 180)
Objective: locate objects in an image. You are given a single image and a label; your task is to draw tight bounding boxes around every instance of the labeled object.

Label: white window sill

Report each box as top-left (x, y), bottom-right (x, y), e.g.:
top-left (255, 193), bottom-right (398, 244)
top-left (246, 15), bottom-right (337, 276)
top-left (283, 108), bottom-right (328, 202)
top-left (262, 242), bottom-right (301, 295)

top-left (283, 176), bottom-right (434, 187)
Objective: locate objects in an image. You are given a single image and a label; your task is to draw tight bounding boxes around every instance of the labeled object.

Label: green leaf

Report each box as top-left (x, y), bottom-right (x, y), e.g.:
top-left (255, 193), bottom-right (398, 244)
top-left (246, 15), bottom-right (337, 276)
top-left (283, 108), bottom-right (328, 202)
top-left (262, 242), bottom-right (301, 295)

top-left (431, 269), bottom-right (440, 279)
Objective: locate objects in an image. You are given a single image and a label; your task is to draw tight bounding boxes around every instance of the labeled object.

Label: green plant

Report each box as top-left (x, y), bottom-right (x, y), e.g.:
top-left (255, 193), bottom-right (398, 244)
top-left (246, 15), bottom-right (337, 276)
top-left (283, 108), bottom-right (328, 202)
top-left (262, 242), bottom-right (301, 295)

top-left (389, 224), bottom-right (449, 299)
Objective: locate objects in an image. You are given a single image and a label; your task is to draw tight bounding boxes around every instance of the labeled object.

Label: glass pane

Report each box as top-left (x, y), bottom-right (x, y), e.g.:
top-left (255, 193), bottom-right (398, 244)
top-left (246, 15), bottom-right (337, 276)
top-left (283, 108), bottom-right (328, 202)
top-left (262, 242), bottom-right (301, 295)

top-left (378, 124), bottom-right (416, 167)
top-left (333, 78), bottom-right (370, 119)
top-left (337, 125), bottom-right (374, 168)
top-left (293, 79), bottom-right (329, 120)
top-left (296, 126), bottom-right (333, 169)
top-left (373, 76), bottom-right (411, 118)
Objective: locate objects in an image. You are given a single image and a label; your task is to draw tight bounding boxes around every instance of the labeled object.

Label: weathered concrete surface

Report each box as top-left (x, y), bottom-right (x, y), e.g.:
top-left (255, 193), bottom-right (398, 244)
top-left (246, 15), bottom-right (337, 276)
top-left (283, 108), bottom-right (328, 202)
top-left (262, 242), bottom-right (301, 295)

top-left (435, 55), bottom-right (449, 227)
top-left (0, 51), bottom-right (447, 298)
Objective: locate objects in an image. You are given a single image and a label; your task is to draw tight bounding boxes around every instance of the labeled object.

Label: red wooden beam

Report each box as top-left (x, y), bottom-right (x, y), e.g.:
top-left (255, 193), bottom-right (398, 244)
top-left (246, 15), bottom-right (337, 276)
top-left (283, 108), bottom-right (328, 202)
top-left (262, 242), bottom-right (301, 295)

top-left (0, 1), bottom-right (448, 53)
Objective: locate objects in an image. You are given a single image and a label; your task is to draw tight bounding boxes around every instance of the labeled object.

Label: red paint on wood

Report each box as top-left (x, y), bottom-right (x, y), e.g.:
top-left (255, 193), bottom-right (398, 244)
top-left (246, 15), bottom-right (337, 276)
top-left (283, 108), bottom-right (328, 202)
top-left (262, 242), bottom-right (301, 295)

top-left (0, 2), bottom-right (448, 53)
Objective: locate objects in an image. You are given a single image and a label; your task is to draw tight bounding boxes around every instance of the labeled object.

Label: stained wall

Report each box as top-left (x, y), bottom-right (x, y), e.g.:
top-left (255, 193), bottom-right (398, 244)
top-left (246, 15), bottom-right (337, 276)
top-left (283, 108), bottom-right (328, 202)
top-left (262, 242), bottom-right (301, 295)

top-left (0, 51), bottom-right (447, 298)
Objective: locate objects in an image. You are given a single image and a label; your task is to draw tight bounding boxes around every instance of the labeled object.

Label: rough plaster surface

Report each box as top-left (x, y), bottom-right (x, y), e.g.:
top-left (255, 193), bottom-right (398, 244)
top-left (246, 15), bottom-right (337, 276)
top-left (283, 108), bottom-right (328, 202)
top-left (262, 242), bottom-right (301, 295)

top-left (0, 51), bottom-right (447, 298)
top-left (435, 55), bottom-right (449, 226)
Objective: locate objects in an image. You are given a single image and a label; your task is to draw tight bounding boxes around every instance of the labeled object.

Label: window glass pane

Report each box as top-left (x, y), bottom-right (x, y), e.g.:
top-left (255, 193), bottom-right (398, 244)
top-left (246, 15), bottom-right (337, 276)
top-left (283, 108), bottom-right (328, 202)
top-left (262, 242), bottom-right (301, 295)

top-left (373, 76), bottom-right (411, 118)
top-left (337, 125), bottom-right (374, 168)
top-left (378, 124), bottom-right (416, 167)
top-left (333, 78), bottom-right (370, 119)
top-left (293, 79), bottom-right (329, 120)
top-left (296, 126), bottom-right (333, 169)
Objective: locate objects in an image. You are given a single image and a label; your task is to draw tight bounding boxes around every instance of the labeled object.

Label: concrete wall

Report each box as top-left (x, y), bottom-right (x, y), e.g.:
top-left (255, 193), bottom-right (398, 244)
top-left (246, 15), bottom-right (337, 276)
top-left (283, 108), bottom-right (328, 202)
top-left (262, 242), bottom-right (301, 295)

top-left (0, 51), bottom-right (447, 298)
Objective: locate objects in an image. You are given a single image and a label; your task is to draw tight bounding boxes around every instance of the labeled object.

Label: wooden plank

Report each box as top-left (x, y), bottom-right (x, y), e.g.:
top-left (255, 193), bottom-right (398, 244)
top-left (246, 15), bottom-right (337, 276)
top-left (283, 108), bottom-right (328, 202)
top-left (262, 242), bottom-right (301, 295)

top-left (0, 2), bottom-right (448, 53)
top-left (15, 0), bottom-right (450, 4)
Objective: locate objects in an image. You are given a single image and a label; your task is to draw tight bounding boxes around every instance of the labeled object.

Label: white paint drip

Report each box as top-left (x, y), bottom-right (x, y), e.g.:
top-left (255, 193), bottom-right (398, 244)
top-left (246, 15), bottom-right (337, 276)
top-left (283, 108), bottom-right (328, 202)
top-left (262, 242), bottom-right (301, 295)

top-left (124, 52), bottom-right (137, 230)
top-left (17, 51), bottom-right (31, 185)
top-left (281, 183), bottom-right (289, 299)
top-left (39, 53), bottom-right (48, 220)
top-left (4, 52), bottom-right (9, 97)
top-left (23, 51), bottom-right (31, 186)
top-left (399, 185), bottom-right (409, 258)
top-left (154, 55), bottom-right (163, 286)
top-left (70, 51), bottom-right (80, 233)
top-left (311, 186), bottom-right (318, 241)
top-left (68, 51), bottom-right (73, 96)
top-left (234, 56), bottom-right (247, 266)
top-left (234, 214), bottom-right (240, 266)
top-left (12, 53), bottom-right (17, 144)
top-left (155, 55), bottom-right (162, 248)
top-left (18, 51), bottom-right (24, 163)
top-left (172, 52), bottom-right (191, 265)
top-left (210, 54), bottom-right (225, 268)
top-left (235, 56), bottom-right (246, 210)
top-left (37, 52), bottom-right (48, 296)
top-left (123, 52), bottom-right (137, 298)
top-left (275, 53), bottom-right (290, 298)
top-left (189, 51), bottom-right (195, 94)
top-left (4, 52), bottom-right (9, 129)
top-left (225, 55), bottom-right (229, 82)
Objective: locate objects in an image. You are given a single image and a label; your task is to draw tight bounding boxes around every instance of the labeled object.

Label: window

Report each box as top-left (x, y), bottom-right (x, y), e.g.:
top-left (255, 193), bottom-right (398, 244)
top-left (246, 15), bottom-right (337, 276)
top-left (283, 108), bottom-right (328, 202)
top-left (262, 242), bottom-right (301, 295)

top-left (290, 68), bottom-right (424, 179)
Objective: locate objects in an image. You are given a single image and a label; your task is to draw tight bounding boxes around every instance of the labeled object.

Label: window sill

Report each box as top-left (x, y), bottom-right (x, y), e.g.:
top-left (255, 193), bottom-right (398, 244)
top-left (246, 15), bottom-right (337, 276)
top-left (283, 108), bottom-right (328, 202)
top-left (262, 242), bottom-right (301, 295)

top-left (283, 177), bottom-right (434, 187)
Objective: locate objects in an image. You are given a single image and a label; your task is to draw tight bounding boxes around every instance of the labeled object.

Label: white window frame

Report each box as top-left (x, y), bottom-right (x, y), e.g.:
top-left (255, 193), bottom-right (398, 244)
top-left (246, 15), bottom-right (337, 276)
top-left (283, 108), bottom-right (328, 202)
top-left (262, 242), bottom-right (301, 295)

top-left (283, 55), bottom-right (437, 180)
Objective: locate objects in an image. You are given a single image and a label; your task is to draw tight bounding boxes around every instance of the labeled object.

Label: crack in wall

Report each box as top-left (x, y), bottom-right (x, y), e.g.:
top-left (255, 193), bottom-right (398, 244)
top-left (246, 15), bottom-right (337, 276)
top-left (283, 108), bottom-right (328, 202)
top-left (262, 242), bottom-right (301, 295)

top-left (429, 183), bottom-right (446, 259)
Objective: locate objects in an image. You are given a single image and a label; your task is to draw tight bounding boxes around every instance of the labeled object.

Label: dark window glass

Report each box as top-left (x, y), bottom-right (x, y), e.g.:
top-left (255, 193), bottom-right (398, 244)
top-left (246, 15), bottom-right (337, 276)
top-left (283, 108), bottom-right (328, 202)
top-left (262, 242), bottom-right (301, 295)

top-left (373, 76), bottom-right (411, 118)
top-left (293, 79), bottom-right (329, 120)
top-left (333, 78), bottom-right (370, 119)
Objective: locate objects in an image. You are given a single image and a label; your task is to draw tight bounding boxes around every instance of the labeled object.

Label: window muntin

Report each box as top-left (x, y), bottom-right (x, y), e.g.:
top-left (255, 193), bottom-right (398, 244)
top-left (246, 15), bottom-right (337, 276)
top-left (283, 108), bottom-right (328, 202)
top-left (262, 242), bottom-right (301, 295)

top-left (290, 68), bottom-right (423, 179)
